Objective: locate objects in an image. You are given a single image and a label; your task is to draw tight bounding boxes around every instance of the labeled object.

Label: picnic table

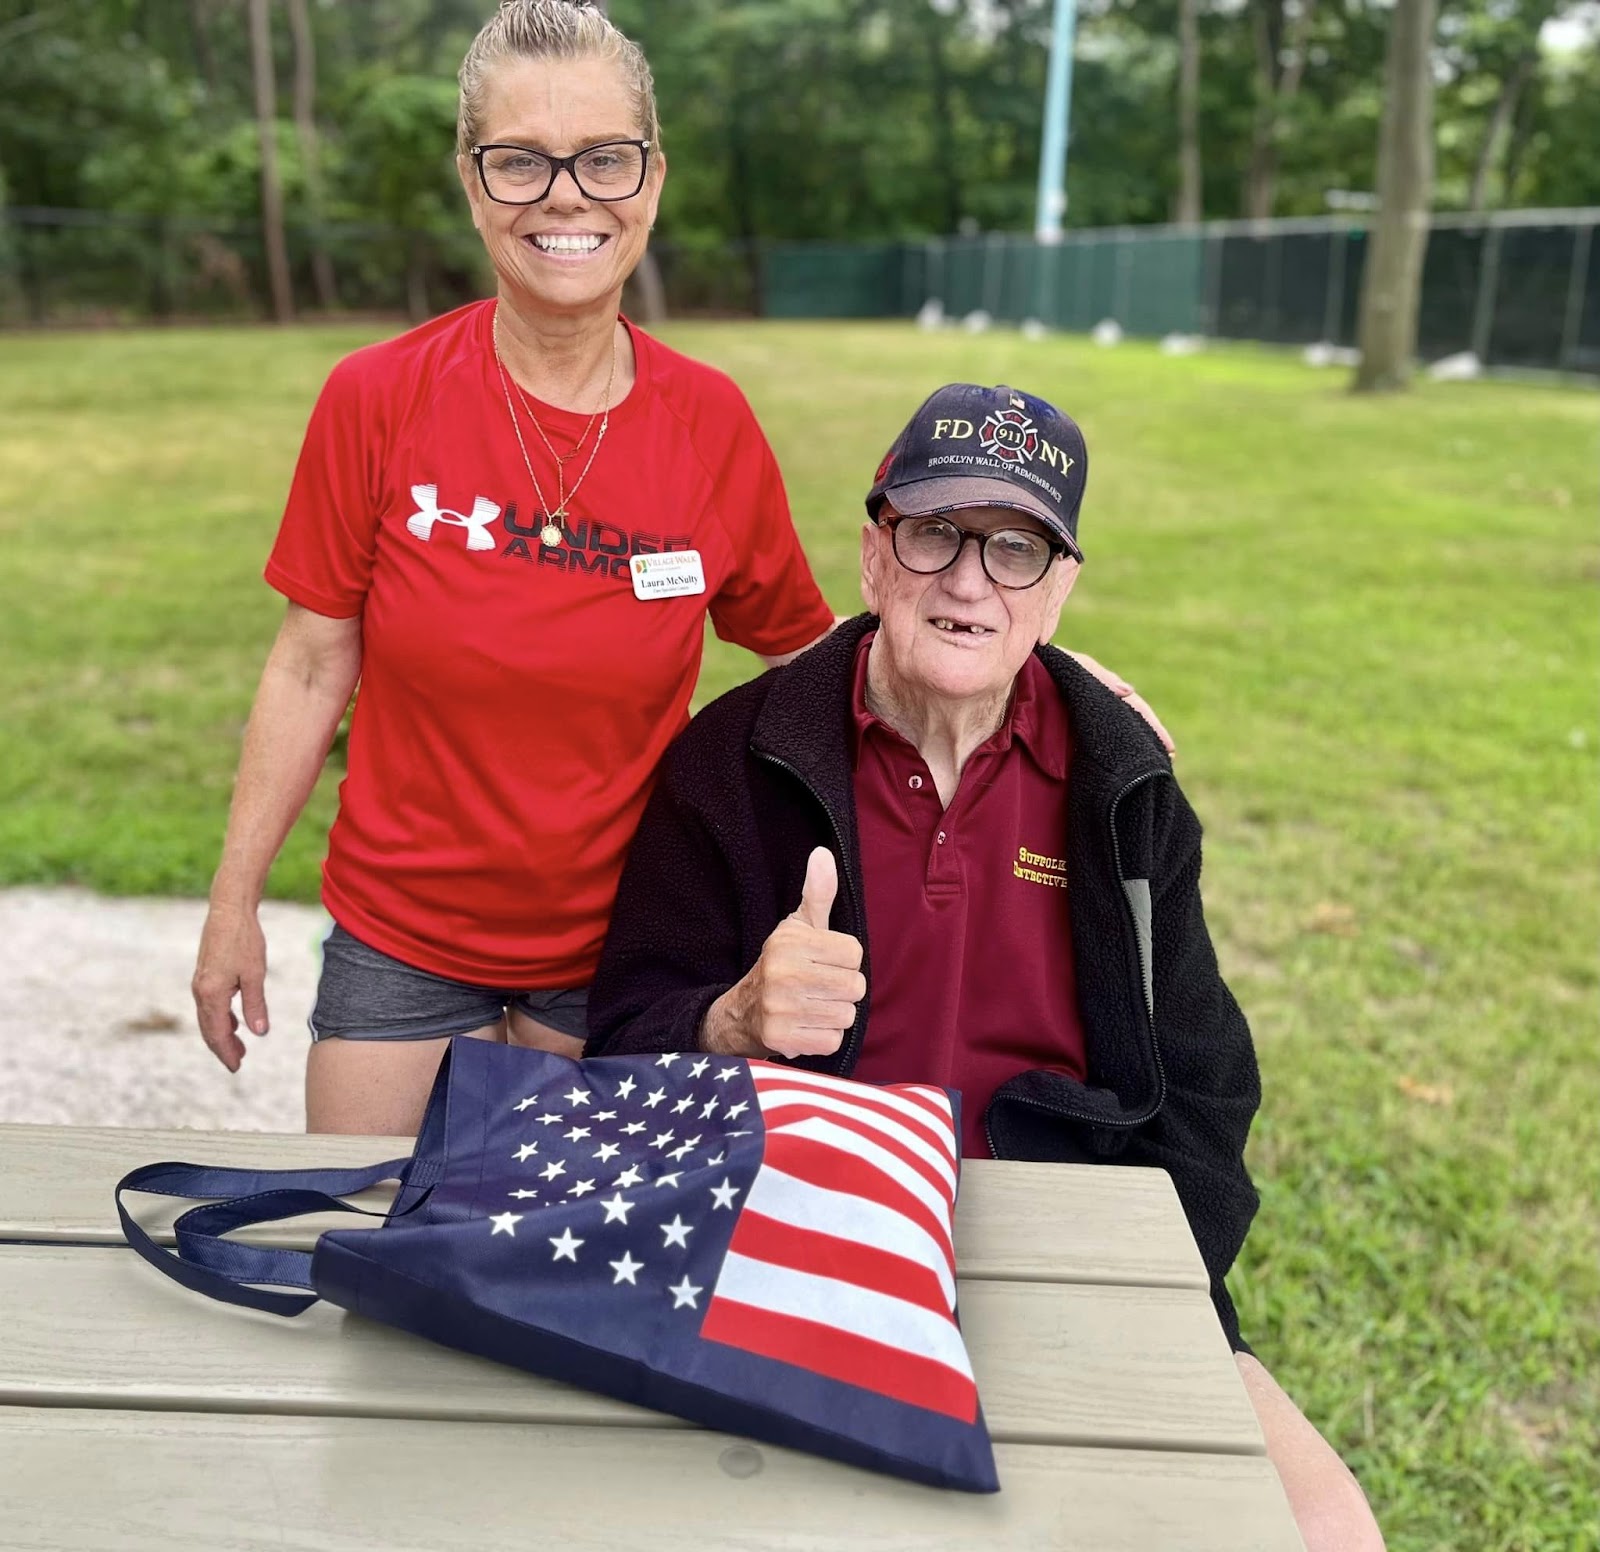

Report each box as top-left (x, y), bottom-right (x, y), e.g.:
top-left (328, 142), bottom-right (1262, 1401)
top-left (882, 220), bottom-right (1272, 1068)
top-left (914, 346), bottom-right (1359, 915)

top-left (0, 1122), bottom-right (1303, 1550)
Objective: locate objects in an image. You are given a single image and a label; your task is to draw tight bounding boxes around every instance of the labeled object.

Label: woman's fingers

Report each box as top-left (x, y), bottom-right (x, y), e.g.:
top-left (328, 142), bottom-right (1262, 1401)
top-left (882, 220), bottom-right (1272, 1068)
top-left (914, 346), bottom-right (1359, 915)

top-left (192, 907), bottom-right (269, 1071)
top-left (192, 971), bottom-right (246, 1072)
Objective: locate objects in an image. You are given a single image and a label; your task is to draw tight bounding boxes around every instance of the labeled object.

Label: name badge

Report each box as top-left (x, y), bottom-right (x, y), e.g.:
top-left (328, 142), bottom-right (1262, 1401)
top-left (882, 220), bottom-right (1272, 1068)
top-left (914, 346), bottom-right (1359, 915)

top-left (630, 549), bottom-right (707, 601)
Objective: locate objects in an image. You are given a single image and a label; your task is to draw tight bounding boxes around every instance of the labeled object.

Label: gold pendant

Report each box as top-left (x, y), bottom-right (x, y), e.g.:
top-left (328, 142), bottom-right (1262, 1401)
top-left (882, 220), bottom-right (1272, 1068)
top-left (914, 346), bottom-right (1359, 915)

top-left (539, 519), bottom-right (563, 548)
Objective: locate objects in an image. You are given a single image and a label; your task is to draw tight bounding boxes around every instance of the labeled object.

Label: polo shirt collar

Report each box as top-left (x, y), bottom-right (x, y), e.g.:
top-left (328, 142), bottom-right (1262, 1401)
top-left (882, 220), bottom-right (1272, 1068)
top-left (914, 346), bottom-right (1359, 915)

top-left (849, 631), bottom-right (1068, 782)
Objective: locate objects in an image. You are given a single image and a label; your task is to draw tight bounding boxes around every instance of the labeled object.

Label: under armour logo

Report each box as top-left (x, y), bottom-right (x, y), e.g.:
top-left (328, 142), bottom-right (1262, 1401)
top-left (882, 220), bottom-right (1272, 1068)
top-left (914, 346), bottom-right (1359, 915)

top-left (406, 483), bottom-right (501, 551)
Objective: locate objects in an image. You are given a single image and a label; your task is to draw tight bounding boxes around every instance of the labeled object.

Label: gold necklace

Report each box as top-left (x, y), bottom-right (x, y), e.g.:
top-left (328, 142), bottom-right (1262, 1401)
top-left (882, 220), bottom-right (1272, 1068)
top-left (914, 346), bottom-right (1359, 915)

top-left (492, 309), bottom-right (618, 547)
top-left (510, 367), bottom-right (606, 467)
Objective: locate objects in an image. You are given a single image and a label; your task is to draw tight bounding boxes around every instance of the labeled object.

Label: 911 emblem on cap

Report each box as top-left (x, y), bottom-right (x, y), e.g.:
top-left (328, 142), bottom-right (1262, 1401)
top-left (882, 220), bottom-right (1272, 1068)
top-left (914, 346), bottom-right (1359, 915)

top-left (864, 381), bottom-right (1087, 559)
top-left (979, 407), bottom-right (1038, 466)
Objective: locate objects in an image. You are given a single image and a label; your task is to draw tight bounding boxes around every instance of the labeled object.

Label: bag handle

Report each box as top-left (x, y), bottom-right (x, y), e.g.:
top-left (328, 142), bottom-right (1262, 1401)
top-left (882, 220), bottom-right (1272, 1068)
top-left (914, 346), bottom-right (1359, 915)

top-left (115, 1158), bottom-right (411, 1317)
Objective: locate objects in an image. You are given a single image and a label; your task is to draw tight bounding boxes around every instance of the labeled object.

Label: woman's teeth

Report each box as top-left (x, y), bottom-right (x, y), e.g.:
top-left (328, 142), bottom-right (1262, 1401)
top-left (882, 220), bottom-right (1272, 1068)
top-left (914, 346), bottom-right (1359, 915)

top-left (531, 234), bottom-right (604, 254)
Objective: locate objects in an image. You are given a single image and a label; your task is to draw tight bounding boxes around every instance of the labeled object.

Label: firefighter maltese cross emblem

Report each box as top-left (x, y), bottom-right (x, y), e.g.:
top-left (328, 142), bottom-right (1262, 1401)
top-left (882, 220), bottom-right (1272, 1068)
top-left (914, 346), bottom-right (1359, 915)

top-left (978, 407), bottom-right (1038, 465)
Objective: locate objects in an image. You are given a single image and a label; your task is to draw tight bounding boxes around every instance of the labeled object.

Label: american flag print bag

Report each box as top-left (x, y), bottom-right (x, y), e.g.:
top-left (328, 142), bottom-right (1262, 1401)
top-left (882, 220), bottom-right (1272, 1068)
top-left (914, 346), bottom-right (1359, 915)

top-left (115, 1038), bottom-right (998, 1492)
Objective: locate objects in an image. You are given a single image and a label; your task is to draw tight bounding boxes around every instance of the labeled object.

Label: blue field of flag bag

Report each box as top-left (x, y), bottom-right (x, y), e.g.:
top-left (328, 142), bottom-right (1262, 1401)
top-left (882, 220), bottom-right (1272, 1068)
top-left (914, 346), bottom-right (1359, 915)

top-left (116, 1038), bottom-right (998, 1492)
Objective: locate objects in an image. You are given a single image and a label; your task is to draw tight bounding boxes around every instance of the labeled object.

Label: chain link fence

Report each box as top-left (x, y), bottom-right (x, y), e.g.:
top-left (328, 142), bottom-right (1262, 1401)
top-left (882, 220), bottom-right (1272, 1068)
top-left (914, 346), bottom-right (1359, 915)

top-left (0, 208), bottom-right (763, 327)
top-left (762, 211), bottom-right (1599, 375)
top-left (3, 205), bottom-right (1595, 375)
top-left (0, 207), bottom-right (493, 326)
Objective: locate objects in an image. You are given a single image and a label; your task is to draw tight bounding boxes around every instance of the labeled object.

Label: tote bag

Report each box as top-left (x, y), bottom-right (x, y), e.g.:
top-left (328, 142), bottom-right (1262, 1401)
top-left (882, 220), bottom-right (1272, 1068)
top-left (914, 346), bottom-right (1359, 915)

top-left (116, 1037), bottom-right (998, 1492)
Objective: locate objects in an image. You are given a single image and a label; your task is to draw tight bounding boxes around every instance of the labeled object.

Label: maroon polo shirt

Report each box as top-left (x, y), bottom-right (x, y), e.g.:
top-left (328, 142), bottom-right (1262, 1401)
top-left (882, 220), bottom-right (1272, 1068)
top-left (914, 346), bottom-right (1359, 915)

top-left (848, 633), bottom-right (1088, 1156)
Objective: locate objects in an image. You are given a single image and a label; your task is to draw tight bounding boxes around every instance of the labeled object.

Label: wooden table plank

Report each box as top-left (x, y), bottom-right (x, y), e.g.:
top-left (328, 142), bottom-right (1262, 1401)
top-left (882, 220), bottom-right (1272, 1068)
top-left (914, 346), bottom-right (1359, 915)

top-left (0, 1407), bottom-right (1305, 1551)
top-left (0, 1123), bottom-right (1208, 1289)
top-left (0, 1245), bottom-right (1262, 1454)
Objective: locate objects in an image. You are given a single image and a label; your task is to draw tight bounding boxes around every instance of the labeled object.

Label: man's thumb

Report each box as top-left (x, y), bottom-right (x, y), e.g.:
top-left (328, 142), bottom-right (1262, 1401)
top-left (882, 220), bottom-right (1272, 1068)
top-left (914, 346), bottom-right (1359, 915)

top-left (795, 847), bottom-right (838, 931)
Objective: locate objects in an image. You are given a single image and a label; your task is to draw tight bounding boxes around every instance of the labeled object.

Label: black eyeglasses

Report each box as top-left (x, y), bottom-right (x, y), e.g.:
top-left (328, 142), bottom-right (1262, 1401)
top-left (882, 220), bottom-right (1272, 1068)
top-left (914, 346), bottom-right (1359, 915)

top-left (471, 139), bottom-right (652, 205)
top-left (877, 513), bottom-right (1072, 590)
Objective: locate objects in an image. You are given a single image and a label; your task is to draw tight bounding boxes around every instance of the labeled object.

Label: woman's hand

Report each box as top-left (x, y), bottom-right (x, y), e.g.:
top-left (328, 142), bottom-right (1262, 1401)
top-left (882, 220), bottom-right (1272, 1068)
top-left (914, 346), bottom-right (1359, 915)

top-left (192, 900), bottom-right (270, 1072)
top-left (1068, 651), bottom-right (1176, 755)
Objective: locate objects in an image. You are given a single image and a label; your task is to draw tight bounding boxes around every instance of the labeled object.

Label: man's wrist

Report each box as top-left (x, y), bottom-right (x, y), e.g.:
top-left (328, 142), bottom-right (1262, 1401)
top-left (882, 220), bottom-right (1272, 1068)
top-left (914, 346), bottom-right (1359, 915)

top-left (698, 984), bottom-right (758, 1057)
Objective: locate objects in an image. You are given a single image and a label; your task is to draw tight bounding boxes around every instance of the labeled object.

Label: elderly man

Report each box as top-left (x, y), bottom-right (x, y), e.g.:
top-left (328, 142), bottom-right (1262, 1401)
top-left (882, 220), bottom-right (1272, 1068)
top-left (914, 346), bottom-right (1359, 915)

top-left (588, 383), bottom-right (1383, 1550)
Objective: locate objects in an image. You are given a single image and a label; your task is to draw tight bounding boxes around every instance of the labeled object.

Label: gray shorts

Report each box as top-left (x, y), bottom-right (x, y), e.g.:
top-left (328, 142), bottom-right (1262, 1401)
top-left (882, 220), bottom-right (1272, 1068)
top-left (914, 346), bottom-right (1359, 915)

top-left (308, 922), bottom-right (590, 1044)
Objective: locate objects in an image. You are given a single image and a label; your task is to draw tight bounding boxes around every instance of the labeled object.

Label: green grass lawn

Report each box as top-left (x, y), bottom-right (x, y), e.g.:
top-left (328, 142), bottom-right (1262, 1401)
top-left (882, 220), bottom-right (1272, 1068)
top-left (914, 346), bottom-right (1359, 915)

top-left (2, 320), bottom-right (1596, 1549)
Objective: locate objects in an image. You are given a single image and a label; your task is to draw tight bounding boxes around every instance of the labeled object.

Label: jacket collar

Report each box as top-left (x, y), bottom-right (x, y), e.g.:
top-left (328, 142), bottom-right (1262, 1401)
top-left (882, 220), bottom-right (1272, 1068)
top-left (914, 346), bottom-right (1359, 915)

top-left (750, 615), bottom-right (874, 874)
top-left (751, 613), bottom-right (1171, 822)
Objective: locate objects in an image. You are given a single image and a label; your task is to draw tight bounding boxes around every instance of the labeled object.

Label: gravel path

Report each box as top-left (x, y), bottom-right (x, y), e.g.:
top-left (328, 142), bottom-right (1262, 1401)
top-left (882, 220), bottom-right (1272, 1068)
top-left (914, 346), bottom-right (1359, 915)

top-left (0, 888), bottom-right (323, 1132)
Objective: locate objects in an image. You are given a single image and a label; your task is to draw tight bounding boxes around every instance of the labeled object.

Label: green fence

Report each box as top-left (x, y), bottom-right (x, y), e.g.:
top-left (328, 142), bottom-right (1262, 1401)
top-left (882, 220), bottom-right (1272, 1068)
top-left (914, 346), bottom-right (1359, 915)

top-left (0, 209), bottom-right (763, 327)
top-left (6, 204), bottom-right (1595, 375)
top-left (765, 230), bottom-right (1217, 333)
top-left (763, 211), bottom-right (1600, 374)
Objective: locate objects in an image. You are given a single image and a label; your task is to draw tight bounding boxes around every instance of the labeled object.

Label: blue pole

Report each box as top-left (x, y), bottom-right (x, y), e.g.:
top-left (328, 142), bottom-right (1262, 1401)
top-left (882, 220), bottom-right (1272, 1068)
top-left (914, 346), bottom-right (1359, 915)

top-left (1034, 0), bottom-right (1078, 243)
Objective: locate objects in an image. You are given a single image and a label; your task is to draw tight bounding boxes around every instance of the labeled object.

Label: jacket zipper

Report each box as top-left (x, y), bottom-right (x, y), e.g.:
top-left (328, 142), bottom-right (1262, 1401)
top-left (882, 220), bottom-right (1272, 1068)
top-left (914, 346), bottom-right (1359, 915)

top-left (983, 767), bottom-right (1169, 1157)
top-left (753, 749), bottom-right (869, 1074)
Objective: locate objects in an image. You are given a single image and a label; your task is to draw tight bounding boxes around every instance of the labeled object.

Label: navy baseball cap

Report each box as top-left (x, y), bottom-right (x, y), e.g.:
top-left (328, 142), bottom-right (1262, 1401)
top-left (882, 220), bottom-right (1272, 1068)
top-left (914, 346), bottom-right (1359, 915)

top-left (865, 383), bottom-right (1087, 561)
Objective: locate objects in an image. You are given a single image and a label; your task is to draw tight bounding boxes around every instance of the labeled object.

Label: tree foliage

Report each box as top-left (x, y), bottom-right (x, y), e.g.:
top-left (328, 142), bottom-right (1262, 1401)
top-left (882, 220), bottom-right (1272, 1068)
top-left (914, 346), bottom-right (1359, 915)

top-left (0, 0), bottom-right (1593, 252)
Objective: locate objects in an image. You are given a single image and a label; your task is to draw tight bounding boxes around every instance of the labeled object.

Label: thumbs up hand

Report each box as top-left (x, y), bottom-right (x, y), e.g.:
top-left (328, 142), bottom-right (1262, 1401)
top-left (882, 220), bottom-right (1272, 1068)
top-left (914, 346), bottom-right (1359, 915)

top-left (793, 845), bottom-right (839, 930)
top-left (699, 847), bottom-right (867, 1060)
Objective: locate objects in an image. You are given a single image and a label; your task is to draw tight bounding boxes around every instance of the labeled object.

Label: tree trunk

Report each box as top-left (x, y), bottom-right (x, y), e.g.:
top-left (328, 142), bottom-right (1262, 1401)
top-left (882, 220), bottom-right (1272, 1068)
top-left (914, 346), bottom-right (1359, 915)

top-left (16, 223), bottom-right (48, 326)
top-left (405, 234), bottom-right (429, 323)
top-left (630, 247), bottom-right (670, 321)
top-left (1176, 0), bottom-right (1202, 223)
top-left (1499, 73), bottom-right (1540, 207)
top-left (1244, 0), bottom-right (1316, 220)
top-left (286, 0), bottom-right (337, 309)
top-left (1468, 49), bottom-right (1535, 213)
top-left (1244, 0), bottom-right (1279, 218)
top-left (248, 0), bottom-right (294, 323)
top-left (1352, 0), bottom-right (1438, 392)
top-left (726, 63), bottom-right (763, 313)
top-left (923, 4), bottom-right (965, 234)
top-left (186, 0), bottom-right (217, 95)
top-left (997, 0), bottom-right (1030, 185)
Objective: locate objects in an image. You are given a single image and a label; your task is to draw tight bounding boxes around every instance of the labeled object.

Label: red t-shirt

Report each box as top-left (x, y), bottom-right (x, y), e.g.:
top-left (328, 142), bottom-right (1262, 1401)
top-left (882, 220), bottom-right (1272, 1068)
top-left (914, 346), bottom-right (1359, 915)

top-left (847, 635), bottom-right (1088, 1156)
top-left (266, 301), bottom-right (833, 986)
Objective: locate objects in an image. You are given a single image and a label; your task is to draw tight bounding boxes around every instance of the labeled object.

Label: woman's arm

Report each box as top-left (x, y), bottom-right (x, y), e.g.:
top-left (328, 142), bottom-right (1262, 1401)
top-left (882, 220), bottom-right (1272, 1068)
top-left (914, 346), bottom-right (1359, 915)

top-left (192, 602), bottom-right (362, 1071)
top-left (1236, 1355), bottom-right (1386, 1550)
top-left (757, 616), bottom-right (846, 669)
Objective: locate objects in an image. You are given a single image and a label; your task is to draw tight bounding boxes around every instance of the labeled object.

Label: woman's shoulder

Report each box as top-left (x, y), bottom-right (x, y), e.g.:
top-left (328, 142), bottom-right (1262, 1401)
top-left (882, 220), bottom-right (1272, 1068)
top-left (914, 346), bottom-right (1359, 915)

top-left (630, 323), bottom-right (758, 426)
top-left (324, 300), bottom-right (490, 400)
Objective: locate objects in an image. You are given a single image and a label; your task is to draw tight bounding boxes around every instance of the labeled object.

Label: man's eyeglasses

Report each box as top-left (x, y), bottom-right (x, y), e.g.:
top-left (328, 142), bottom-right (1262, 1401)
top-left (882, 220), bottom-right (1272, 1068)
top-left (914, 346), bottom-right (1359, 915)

top-left (877, 513), bottom-right (1070, 590)
top-left (471, 140), bottom-right (651, 205)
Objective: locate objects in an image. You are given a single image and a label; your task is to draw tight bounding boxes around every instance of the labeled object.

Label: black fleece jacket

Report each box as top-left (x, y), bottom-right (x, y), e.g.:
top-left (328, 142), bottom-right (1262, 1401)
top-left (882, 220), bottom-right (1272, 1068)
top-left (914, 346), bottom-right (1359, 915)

top-left (588, 615), bottom-right (1261, 1349)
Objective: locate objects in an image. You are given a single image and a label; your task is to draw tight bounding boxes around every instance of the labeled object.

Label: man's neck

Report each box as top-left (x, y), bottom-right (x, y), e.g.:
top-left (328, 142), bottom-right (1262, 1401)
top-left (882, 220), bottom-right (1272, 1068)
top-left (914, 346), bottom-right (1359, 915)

top-left (493, 291), bottom-right (633, 412)
top-left (864, 639), bottom-right (1011, 808)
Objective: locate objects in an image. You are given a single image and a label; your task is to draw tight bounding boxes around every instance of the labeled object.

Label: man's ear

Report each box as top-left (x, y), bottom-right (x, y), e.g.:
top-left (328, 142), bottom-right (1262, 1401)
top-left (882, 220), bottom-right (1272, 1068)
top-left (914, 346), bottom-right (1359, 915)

top-left (1037, 557), bottom-right (1080, 644)
top-left (859, 522), bottom-right (882, 615)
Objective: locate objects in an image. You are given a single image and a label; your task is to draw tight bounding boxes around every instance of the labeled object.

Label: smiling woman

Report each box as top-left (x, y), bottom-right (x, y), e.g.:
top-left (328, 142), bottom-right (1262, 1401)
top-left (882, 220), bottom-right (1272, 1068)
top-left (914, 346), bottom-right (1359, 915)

top-left (456, 5), bottom-right (662, 331)
top-left (190, 0), bottom-right (839, 1136)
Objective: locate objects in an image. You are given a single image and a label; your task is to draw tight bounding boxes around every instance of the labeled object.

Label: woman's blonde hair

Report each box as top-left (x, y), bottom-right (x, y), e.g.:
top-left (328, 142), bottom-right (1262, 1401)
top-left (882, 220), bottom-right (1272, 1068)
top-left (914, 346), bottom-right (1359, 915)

top-left (457, 0), bottom-right (660, 156)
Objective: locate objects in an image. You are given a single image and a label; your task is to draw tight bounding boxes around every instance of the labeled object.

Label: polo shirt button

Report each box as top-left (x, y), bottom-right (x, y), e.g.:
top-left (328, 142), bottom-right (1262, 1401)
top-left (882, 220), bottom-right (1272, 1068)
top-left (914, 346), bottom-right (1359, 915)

top-left (937, 831), bottom-right (947, 844)
top-left (908, 774), bottom-right (923, 790)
